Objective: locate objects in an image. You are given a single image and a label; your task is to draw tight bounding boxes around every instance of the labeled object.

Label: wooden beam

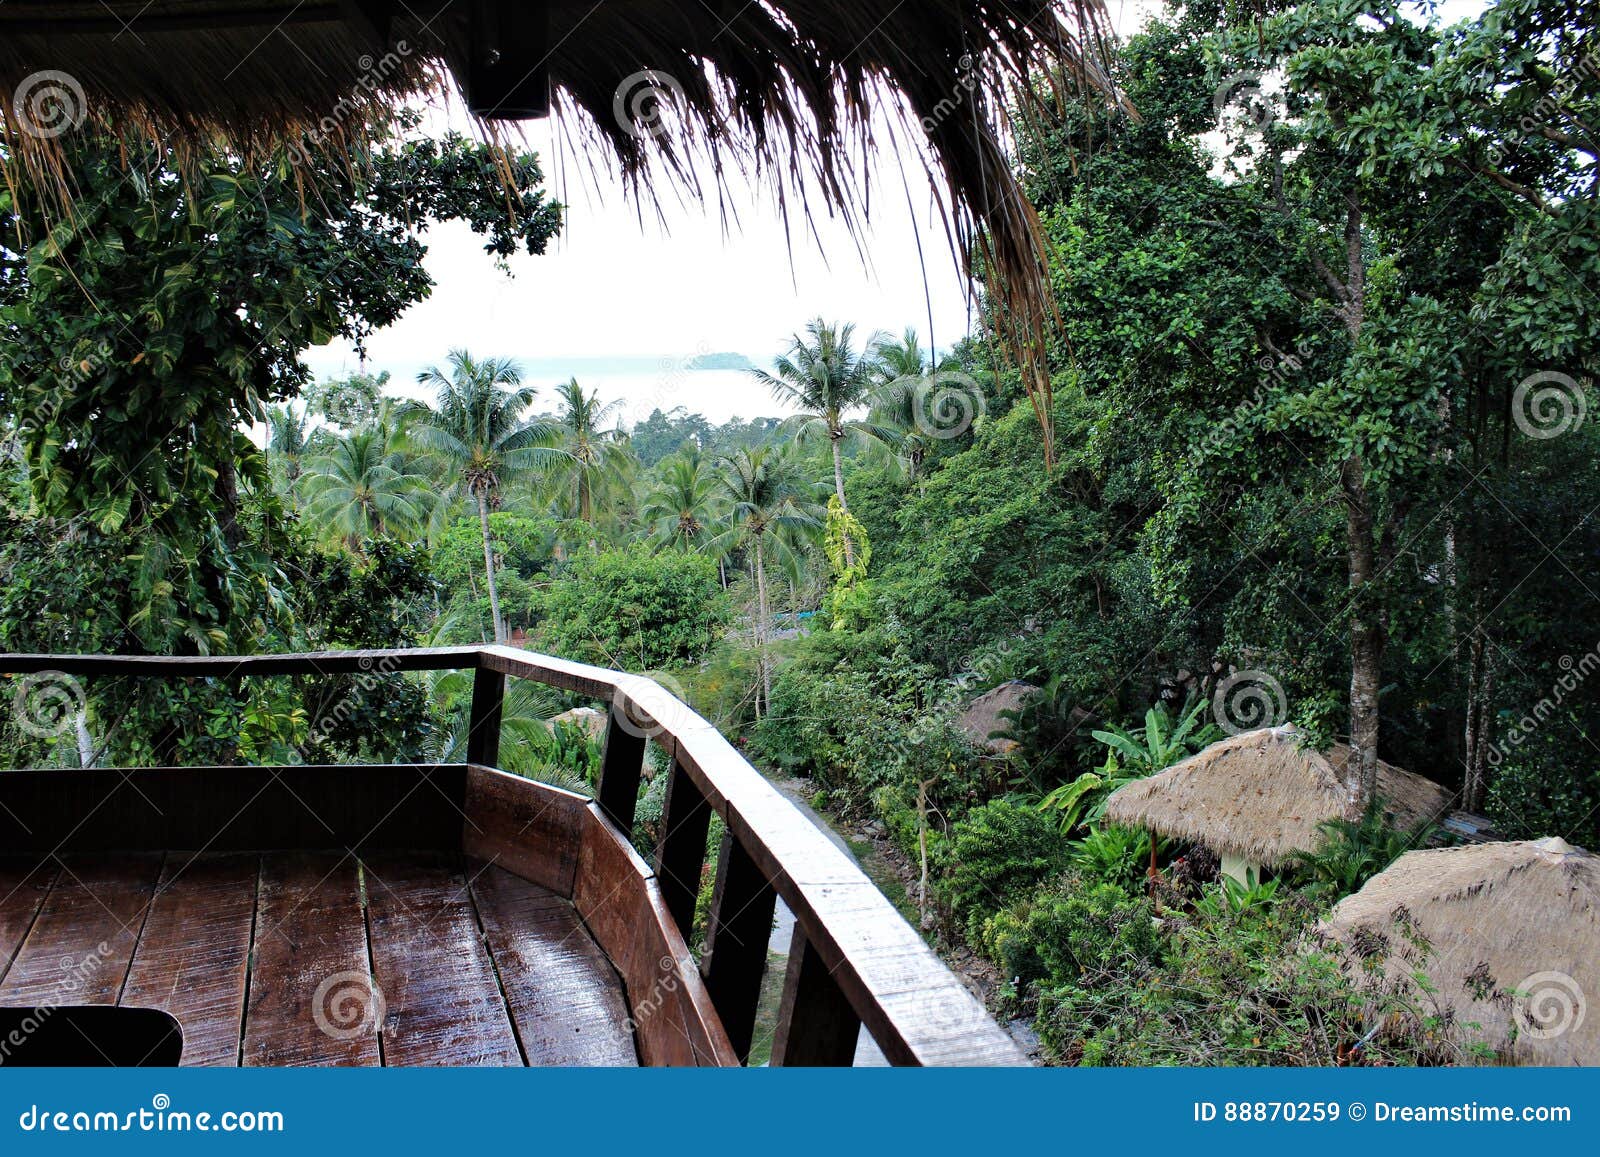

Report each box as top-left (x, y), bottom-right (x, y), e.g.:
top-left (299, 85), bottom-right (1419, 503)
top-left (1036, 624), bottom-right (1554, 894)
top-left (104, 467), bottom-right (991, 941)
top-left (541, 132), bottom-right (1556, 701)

top-left (463, 0), bottom-right (552, 119)
top-left (595, 703), bottom-right (646, 835)
top-left (465, 666), bottom-right (505, 768)
top-left (771, 929), bottom-right (861, 1067)
top-left (654, 759), bottom-right (712, 939)
top-left (699, 830), bottom-right (777, 1064)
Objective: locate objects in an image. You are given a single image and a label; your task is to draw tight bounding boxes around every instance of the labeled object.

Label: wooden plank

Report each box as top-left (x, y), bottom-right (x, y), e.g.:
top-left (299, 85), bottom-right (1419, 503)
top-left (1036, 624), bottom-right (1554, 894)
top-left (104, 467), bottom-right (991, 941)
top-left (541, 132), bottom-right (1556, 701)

top-left (571, 804), bottom-right (737, 1067)
top-left (701, 830), bottom-right (778, 1064)
top-left (0, 855), bottom-right (162, 1009)
top-left (242, 854), bottom-right (379, 1067)
top-left (0, 647), bottom-right (481, 679)
top-left (655, 759), bottom-right (712, 938)
top-left (469, 864), bottom-right (637, 1066)
top-left (119, 855), bottom-right (259, 1067)
top-left (461, 767), bottom-right (587, 897)
top-left (0, 860), bottom-right (58, 987)
top-left (363, 854), bottom-right (522, 1067)
top-left (0, 765), bottom-right (467, 857)
top-left (595, 708), bottom-right (646, 834)
top-left (771, 929), bottom-right (861, 1067)
top-left (465, 667), bottom-right (505, 768)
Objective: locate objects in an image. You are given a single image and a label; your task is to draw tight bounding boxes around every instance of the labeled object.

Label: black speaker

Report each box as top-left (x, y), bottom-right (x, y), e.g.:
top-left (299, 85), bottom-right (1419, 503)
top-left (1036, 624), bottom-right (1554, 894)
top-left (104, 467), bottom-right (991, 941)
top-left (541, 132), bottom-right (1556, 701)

top-left (465, 0), bottom-right (552, 119)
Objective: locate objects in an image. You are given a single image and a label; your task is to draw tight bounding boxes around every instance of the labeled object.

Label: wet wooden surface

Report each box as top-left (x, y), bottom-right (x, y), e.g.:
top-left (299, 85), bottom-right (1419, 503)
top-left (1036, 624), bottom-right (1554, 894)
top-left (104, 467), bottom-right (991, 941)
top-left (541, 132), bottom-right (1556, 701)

top-left (0, 852), bottom-right (635, 1067)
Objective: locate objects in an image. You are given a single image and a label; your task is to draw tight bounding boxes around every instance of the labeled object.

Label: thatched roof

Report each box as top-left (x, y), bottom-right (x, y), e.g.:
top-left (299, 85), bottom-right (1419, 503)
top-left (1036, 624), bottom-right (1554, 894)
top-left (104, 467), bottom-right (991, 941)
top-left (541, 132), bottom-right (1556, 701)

top-left (0, 2), bottom-right (1122, 456)
top-left (1321, 838), bottom-right (1600, 1066)
top-left (1104, 726), bottom-right (1455, 866)
top-left (958, 680), bottom-right (1037, 753)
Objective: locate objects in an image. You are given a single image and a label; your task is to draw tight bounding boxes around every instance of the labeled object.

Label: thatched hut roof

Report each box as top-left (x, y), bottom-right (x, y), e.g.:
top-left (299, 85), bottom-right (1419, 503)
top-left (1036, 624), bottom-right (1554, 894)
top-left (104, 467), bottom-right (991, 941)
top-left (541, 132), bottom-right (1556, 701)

top-left (1321, 838), bottom-right (1600, 1066)
top-left (1104, 726), bottom-right (1454, 866)
top-left (0, 2), bottom-right (1123, 456)
top-left (958, 681), bottom-right (1037, 754)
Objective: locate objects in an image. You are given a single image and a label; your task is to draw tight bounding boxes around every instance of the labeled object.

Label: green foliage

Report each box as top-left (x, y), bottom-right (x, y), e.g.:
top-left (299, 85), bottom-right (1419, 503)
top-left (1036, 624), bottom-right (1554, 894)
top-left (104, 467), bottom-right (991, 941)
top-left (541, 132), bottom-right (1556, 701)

top-left (536, 546), bottom-right (728, 669)
top-left (1066, 825), bottom-right (1153, 892)
top-left (822, 497), bottom-right (874, 631)
top-left (980, 878), bottom-right (1162, 989)
top-left (934, 798), bottom-right (1069, 941)
top-left (1041, 699), bottom-right (1220, 831)
top-left (1285, 796), bottom-right (1437, 900)
top-left (1194, 872), bottom-right (1281, 918)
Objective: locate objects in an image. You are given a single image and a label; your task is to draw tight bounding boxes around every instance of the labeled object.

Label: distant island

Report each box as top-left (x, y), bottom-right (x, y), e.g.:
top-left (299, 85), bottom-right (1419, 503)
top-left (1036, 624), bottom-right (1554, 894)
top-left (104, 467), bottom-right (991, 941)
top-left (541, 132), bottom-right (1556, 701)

top-left (686, 352), bottom-right (757, 371)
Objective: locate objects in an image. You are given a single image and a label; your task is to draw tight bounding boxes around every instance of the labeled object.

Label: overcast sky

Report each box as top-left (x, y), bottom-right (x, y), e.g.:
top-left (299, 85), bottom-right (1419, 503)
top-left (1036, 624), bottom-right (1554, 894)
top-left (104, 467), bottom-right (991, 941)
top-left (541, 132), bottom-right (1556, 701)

top-left (302, 0), bottom-right (1483, 424)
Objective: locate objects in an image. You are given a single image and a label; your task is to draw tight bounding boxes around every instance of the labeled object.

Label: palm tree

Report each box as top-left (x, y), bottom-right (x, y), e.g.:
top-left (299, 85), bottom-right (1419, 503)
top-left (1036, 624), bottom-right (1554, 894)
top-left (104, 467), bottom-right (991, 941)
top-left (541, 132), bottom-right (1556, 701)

top-left (265, 403), bottom-right (311, 497)
top-left (869, 328), bottom-right (933, 483)
top-left (404, 350), bottom-right (564, 643)
top-left (296, 422), bottom-right (434, 552)
top-left (543, 378), bottom-right (633, 529)
top-left (710, 447), bottom-right (823, 713)
top-left (641, 448), bottom-right (723, 555)
top-left (753, 319), bottom-right (894, 532)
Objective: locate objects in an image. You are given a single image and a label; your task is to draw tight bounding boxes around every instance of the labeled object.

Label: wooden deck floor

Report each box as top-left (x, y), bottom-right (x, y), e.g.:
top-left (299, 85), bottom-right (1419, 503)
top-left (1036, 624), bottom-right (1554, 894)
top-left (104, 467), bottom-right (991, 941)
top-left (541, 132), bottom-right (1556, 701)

top-left (0, 853), bottom-right (638, 1067)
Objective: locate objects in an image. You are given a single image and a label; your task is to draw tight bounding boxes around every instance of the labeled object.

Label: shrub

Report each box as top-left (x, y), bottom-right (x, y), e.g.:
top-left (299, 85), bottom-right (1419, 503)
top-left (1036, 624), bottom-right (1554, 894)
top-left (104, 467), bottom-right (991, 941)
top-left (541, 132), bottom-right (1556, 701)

top-left (1067, 824), bottom-right (1153, 892)
top-left (935, 798), bottom-right (1069, 940)
top-left (536, 546), bottom-right (728, 668)
top-left (981, 877), bottom-right (1161, 989)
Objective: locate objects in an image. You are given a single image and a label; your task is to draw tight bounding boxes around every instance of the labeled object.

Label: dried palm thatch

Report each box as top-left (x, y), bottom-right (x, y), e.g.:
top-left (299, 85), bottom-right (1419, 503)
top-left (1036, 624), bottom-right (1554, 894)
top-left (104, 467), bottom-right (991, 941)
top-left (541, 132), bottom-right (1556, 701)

top-left (1321, 838), bottom-right (1600, 1066)
top-left (0, 1), bottom-right (1124, 460)
top-left (1104, 726), bottom-right (1455, 867)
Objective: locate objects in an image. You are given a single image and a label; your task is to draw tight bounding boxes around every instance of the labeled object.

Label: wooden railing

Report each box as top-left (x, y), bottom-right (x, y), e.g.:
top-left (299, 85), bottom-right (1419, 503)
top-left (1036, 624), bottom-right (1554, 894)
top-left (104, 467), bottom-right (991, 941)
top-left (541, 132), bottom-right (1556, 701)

top-left (0, 647), bottom-right (1025, 1067)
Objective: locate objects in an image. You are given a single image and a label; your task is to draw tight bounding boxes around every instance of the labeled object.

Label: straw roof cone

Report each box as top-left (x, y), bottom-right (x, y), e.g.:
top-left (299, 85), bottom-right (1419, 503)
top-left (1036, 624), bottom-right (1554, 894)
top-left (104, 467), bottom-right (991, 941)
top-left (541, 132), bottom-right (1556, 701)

top-left (1321, 838), bottom-right (1600, 1066)
top-left (1104, 725), bottom-right (1453, 867)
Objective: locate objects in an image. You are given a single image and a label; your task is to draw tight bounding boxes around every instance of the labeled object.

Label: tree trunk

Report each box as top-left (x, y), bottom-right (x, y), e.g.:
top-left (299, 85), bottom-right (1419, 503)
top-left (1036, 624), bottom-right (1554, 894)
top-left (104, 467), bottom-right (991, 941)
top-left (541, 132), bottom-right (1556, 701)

top-left (478, 491), bottom-right (507, 645)
top-left (754, 535), bottom-right (770, 715)
top-left (830, 432), bottom-right (854, 568)
top-left (1343, 453), bottom-right (1383, 804)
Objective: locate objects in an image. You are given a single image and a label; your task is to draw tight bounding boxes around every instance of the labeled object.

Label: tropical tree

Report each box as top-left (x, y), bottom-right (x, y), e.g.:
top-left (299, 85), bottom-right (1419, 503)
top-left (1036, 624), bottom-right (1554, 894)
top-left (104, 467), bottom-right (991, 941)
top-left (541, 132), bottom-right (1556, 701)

top-left (641, 448), bottom-right (724, 556)
top-left (265, 404), bottom-right (311, 494)
top-left (753, 319), bottom-right (893, 548)
top-left (868, 328), bottom-right (932, 482)
top-left (297, 421), bottom-right (434, 552)
top-left (540, 379), bottom-right (634, 534)
top-left (405, 351), bottom-right (564, 643)
top-left (711, 448), bottom-right (823, 712)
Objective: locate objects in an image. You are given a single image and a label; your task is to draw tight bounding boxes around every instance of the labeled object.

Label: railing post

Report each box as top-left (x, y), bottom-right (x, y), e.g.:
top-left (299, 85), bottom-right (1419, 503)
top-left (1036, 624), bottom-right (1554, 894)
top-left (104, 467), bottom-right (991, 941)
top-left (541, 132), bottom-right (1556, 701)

top-left (595, 696), bottom-right (646, 834)
top-left (699, 829), bottom-right (777, 1064)
top-left (465, 665), bottom-right (504, 767)
top-left (771, 929), bottom-right (861, 1067)
top-left (655, 760), bottom-right (712, 939)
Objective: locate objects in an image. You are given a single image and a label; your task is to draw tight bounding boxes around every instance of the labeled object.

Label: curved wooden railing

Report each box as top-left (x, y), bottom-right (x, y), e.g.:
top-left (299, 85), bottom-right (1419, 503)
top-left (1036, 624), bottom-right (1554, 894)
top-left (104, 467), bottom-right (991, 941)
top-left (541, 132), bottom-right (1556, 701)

top-left (0, 647), bottom-right (1024, 1067)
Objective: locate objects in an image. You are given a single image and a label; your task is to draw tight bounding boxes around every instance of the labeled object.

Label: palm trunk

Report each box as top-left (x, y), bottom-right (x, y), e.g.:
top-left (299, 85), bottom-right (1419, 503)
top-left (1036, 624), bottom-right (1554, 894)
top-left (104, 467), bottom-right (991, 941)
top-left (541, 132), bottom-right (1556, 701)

top-left (478, 491), bottom-right (506, 645)
top-left (830, 431), bottom-right (855, 569)
top-left (754, 535), bottom-right (770, 715)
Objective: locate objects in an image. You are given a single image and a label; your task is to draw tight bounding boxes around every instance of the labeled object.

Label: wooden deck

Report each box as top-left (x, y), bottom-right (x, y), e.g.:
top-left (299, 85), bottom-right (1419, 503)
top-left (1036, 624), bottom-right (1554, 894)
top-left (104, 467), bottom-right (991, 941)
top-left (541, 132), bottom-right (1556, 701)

top-left (0, 852), bottom-right (637, 1067)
